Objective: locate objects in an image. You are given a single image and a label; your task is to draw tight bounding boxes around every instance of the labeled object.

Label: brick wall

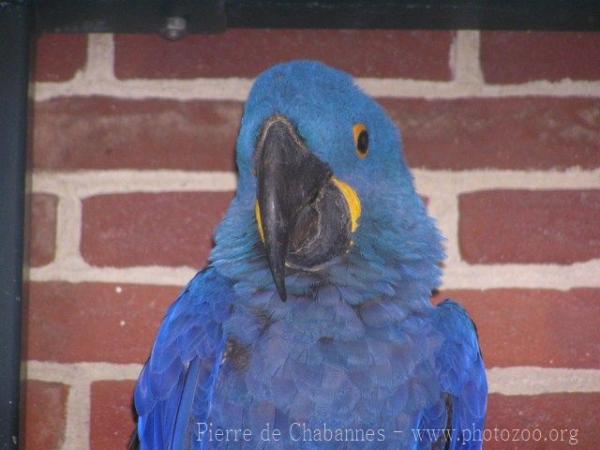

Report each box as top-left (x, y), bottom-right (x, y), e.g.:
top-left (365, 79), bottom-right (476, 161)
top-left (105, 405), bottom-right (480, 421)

top-left (26, 31), bottom-right (600, 449)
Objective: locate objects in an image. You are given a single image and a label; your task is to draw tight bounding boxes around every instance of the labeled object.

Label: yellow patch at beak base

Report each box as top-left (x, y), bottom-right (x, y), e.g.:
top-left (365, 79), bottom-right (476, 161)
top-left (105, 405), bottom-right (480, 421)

top-left (331, 177), bottom-right (361, 232)
top-left (255, 202), bottom-right (265, 242)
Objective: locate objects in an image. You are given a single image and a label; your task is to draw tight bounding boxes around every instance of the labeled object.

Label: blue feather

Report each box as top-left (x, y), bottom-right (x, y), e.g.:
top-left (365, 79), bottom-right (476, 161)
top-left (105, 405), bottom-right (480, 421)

top-left (171, 358), bottom-right (200, 450)
top-left (134, 268), bottom-right (234, 449)
top-left (133, 60), bottom-right (487, 449)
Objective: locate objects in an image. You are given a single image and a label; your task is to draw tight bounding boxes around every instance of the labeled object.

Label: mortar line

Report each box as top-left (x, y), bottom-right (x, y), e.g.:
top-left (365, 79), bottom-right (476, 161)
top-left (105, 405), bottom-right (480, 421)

top-left (451, 30), bottom-right (484, 85)
top-left (84, 34), bottom-right (116, 82)
top-left (34, 77), bottom-right (600, 102)
top-left (25, 361), bottom-right (600, 396)
top-left (54, 194), bottom-right (84, 263)
top-left (30, 169), bottom-right (600, 197)
top-left (27, 259), bottom-right (600, 291)
top-left (426, 193), bottom-right (461, 264)
top-left (62, 380), bottom-right (91, 450)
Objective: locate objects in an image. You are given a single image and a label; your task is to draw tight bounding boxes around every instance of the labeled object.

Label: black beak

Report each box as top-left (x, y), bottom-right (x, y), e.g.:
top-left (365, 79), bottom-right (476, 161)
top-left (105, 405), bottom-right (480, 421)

top-left (256, 116), bottom-right (333, 301)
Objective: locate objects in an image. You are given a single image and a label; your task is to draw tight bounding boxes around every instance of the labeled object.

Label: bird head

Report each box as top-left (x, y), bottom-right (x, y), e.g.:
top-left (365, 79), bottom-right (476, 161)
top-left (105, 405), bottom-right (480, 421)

top-left (211, 61), bottom-right (444, 304)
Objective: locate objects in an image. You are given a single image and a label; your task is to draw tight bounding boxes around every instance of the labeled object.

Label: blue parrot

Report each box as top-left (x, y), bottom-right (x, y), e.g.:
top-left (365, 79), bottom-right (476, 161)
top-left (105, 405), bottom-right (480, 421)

top-left (132, 60), bottom-right (487, 450)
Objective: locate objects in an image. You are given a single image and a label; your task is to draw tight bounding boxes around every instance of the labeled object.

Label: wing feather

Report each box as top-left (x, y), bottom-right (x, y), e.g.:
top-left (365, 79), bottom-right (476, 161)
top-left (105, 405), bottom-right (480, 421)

top-left (424, 300), bottom-right (487, 450)
top-left (134, 267), bottom-right (234, 450)
top-left (417, 300), bottom-right (487, 450)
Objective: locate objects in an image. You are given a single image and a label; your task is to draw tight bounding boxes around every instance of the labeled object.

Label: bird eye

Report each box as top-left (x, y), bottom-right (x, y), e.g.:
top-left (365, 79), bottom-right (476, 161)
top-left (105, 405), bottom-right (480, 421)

top-left (353, 123), bottom-right (369, 159)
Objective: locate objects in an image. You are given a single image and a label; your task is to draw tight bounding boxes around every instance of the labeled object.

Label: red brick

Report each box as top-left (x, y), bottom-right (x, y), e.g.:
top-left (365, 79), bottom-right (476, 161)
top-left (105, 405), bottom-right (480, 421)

top-left (27, 194), bottom-right (58, 267)
top-left (23, 380), bottom-right (68, 450)
top-left (33, 97), bottom-right (600, 172)
top-left (485, 394), bottom-right (600, 449)
top-left (90, 380), bottom-right (137, 450)
top-left (481, 32), bottom-right (600, 83)
top-left (81, 192), bottom-right (233, 268)
top-left (382, 97), bottom-right (600, 170)
top-left (434, 289), bottom-right (600, 368)
top-left (34, 34), bottom-right (87, 82)
top-left (32, 97), bottom-right (240, 171)
top-left (114, 30), bottom-right (453, 80)
top-left (25, 282), bottom-right (179, 363)
top-left (459, 190), bottom-right (600, 264)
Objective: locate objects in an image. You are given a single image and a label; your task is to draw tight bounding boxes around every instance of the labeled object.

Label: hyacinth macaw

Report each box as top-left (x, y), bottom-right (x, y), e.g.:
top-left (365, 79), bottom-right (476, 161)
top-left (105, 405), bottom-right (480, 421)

top-left (132, 60), bottom-right (487, 450)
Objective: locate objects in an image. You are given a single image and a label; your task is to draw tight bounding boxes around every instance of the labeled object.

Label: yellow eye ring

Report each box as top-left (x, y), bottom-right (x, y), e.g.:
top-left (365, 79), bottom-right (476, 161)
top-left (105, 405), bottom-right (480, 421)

top-left (353, 123), bottom-right (369, 159)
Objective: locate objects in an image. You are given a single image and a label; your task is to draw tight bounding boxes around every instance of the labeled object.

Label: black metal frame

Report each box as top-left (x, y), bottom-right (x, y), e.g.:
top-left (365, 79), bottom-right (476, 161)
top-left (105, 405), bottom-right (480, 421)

top-left (2, 0), bottom-right (599, 448)
top-left (1, 2), bottom-right (32, 449)
top-left (32, 0), bottom-right (600, 32)
top-left (226, 1), bottom-right (600, 30)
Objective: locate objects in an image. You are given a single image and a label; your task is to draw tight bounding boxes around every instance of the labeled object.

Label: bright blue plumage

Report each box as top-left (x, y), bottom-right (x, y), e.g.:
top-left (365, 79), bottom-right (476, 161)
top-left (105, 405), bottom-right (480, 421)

top-left (134, 60), bottom-right (487, 449)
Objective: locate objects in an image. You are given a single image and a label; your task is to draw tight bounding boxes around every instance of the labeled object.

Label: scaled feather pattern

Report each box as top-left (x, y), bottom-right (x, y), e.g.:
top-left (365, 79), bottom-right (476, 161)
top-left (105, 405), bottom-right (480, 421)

top-left (134, 60), bottom-right (487, 450)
